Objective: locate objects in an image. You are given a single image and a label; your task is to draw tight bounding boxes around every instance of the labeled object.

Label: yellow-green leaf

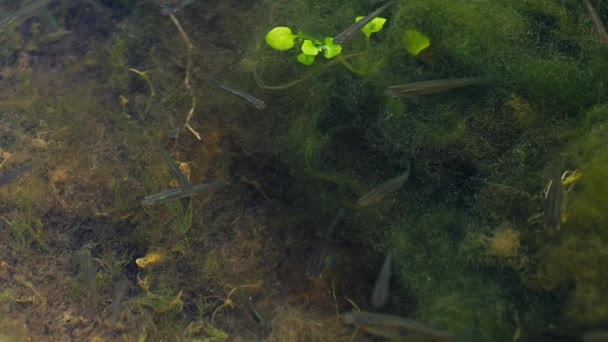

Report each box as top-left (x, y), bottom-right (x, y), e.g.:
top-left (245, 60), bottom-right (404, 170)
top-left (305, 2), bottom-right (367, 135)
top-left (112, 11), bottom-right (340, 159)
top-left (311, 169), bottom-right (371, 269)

top-left (265, 27), bottom-right (296, 51)
top-left (323, 37), bottom-right (342, 59)
top-left (357, 16), bottom-right (387, 39)
top-left (302, 40), bottom-right (320, 56)
top-left (297, 53), bottom-right (316, 65)
top-left (403, 29), bottom-right (431, 56)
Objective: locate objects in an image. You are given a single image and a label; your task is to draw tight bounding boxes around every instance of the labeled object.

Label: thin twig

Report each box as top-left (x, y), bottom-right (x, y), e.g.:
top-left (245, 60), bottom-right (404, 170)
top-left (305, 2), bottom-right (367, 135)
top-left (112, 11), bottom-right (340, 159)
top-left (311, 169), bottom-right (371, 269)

top-left (253, 52), bottom-right (365, 90)
top-left (169, 13), bottom-right (201, 140)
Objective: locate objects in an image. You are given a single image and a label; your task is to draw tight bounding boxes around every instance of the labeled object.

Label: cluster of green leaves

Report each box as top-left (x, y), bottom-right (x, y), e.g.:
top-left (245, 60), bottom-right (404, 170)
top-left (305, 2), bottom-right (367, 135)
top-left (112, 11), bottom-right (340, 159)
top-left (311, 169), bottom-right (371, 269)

top-left (264, 16), bottom-right (389, 65)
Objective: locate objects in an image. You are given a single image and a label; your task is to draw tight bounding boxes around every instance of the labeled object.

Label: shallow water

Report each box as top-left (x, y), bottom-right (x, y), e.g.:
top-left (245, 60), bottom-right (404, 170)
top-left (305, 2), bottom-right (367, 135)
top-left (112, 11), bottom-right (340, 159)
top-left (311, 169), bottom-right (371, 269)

top-left (0, 0), bottom-right (607, 341)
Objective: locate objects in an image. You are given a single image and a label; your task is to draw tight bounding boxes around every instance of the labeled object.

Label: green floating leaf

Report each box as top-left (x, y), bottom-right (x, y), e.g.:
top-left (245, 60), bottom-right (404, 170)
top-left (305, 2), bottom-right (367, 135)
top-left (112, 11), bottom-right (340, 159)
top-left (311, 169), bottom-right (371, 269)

top-left (265, 26), bottom-right (296, 51)
top-left (322, 37), bottom-right (342, 59)
top-left (302, 40), bottom-right (320, 56)
top-left (356, 16), bottom-right (387, 39)
top-left (297, 53), bottom-right (316, 65)
top-left (403, 29), bottom-right (431, 56)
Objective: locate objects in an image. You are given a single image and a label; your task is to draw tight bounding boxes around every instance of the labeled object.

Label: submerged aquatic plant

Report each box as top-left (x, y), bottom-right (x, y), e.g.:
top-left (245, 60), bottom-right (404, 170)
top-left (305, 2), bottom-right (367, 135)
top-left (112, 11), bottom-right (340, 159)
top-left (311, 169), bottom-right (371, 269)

top-left (265, 26), bottom-right (343, 66)
top-left (264, 15), bottom-right (387, 67)
top-left (256, 17), bottom-right (389, 90)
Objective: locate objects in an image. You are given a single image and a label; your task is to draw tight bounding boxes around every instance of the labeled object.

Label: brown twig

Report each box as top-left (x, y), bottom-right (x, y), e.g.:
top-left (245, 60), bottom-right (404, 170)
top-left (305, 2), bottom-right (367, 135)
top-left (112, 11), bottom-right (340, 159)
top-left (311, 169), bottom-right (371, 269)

top-left (169, 13), bottom-right (201, 140)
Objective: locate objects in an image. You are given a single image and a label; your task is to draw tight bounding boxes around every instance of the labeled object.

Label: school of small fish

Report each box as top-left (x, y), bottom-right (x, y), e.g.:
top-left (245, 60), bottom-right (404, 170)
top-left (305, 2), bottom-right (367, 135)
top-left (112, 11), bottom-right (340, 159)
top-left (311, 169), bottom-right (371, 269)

top-left (0, 0), bottom-right (600, 339)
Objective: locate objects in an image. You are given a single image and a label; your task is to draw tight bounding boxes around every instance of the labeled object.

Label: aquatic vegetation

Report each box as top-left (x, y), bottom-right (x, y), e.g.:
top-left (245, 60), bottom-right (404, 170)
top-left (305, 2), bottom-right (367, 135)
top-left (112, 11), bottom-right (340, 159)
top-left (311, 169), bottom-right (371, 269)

top-left (333, 0), bottom-right (395, 45)
top-left (2, 0), bottom-right (608, 340)
top-left (265, 27), bottom-right (297, 51)
top-left (132, 288), bottom-right (184, 316)
top-left (486, 228), bottom-right (521, 259)
top-left (2, 215), bottom-right (46, 252)
top-left (402, 29), bottom-right (431, 56)
top-left (265, 26), bottom-right (342, 66)
top-left (183, 321), bottom-right (228, 341)
top-left (266, 305), bottom-right (349, 341)
top-left (211, 283), bottom-right (262, 325)
top-left (156, 0), bottom-right (201, 140)
top-left (263, 6), bottom-right (389, 70)
top-left (12, 276), bottom-right (45, 310)
top-left (0, 162), bottom-right (36, 186)
top-left (529, 120), bottom-right (608, 324)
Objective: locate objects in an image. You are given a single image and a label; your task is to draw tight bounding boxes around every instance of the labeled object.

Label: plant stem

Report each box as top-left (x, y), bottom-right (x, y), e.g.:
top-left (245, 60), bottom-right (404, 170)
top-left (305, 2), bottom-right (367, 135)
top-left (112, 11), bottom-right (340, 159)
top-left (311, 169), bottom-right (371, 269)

top-left (254, 52), bottom-right (365, 90)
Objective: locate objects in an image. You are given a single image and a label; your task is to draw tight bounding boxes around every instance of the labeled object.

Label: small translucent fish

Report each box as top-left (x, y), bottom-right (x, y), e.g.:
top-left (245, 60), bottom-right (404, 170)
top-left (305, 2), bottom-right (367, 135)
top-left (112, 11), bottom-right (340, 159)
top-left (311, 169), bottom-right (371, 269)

top-left (110, 278), bottom-right (129, 326)
top-left (357, 163), bottom-right (411, 208)
top-left (543, 163), bottom-right (565, 236)
top-left (385, 75), bottom-right (494, 97)
top-left (584, 0), bottom-right (608, 45)
top-left (583, 329), bottom-right (608, 342)
top-left (306, 208), bottom-right (346, 279)
top-left (77, 249), bottom-right (97, 296)
top-left (237, 290), bottom-right (266, 327)
top-left (206, 78), bottom-right (266, 110)
top-left (333, 0), bottom-right (397, 45)
top-left (161, 149), bottom-right (191, 191)
top-left (0, 0), bottom-right (48, 33)
top-left (341, 310), bottom-right (454, 341)
top-left (0, 162), bottom-right (36, 186)
top-left (141, 180), bottom-right (227, 206)
top-left (142, 148), bottom-right (227, 206)
top-left (136, 253), bottom-right (164, 269)
top-left (371, 253), bottom-right (391, 309)
top-left (76, 248), bottom-right (99, 318)
top-left (159, 0), bottom-right (195, 16)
